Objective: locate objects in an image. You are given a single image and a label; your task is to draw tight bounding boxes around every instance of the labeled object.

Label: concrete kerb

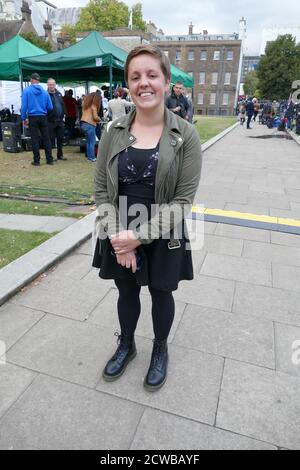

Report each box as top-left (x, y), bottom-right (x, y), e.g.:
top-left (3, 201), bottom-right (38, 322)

top-left (0, 212), bottom-right (96, 306)
top-left (287, 129), bottom-right (300, 146)
top-left (0, 121), bottom-right (239, 306)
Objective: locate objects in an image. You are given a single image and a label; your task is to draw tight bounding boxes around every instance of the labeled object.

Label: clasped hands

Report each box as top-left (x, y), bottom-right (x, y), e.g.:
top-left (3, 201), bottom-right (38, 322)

top-left (110, 230), bottom-right (142, 273)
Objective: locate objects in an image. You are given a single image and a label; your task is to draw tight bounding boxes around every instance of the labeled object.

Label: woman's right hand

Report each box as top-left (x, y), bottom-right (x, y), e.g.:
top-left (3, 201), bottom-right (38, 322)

top-left (116, 251), bottom-right (137, 273)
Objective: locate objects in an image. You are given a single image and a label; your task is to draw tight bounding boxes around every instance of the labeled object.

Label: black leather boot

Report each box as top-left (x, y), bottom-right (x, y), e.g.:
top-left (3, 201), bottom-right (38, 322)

top-left (102, 332), bottom-right (136, 381)
top-left (144, 339), bottom-right (168, 391)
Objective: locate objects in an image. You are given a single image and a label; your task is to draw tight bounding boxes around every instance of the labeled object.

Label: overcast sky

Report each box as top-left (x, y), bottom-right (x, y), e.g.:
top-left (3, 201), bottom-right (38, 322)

top-left (50, 0), bottom-right (300, 55)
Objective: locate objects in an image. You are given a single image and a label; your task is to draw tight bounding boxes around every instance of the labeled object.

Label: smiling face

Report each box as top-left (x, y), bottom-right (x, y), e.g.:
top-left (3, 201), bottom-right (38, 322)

top-left (127, 54), bottom-right (170, 113)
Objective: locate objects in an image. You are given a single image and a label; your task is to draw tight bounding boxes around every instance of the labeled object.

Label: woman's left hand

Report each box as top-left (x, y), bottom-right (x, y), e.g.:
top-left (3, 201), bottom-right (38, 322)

top-left (110, 230), bottom-right (141, 254)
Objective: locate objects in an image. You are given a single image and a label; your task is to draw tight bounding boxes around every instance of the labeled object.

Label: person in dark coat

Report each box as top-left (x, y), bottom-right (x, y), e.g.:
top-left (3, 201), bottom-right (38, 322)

top-left (246, 99), bottom-right (255, 129)
top-left (47, 78), bottom-right (67, 161)
top-left (165, 82), bottom-right (189, 120)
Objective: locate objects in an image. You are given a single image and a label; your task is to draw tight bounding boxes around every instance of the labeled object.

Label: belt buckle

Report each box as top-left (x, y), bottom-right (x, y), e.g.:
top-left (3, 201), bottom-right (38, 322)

top-left (168, 240), bottom-right (181, 250)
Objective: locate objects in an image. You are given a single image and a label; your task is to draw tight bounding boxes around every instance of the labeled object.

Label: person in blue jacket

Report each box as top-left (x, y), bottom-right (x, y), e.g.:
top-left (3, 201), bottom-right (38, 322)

top-left (21, 72), bottom-right (54, 166)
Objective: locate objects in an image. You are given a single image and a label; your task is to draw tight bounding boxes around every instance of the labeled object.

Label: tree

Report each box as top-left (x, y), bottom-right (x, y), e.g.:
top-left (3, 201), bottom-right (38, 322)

top-left (75, 0), bottom-right (129, 32)
top-left (243, 70), bottom-right (259, 97)
top-left (62, 0), bottom-right (147, 38)
top-left (257, 34), bottom-right (300, 100)
top-left (132, 3), bottom-right (146, 31)
top-left (21, 32), bottom-right (53, 52)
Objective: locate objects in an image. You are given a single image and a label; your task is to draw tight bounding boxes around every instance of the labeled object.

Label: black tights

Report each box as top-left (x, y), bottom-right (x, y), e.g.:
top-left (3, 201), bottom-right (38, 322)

top-left (114, 278), bottom-right (175, 340)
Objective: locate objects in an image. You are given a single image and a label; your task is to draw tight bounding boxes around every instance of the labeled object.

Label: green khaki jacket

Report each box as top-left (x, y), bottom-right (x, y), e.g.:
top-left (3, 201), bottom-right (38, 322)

top-left (94, 107), bottom-right (202, 244)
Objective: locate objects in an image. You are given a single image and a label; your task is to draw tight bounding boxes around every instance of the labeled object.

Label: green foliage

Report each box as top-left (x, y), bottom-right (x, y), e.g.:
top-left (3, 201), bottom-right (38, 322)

top-left (243, 70), bottom-right (259, 97)
top-left (76, 0), bottom-right (129, 31)
top-left (60, 24), bottom-right (77, 45)
top-left (132, 3), bottom-right (147, 31)
top-left (64, 0), bottom-right (146, 36)
top-left (257, 34), bottom-right (300, 100)
top-left (21, 32), bottom-right (53, 52)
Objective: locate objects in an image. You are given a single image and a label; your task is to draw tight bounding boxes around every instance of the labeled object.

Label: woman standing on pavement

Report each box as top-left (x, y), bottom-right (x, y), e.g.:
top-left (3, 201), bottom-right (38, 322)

top-left (93, 45), bottom-right (202, 391)
top-left (80, 92), bottom-right (101, 162)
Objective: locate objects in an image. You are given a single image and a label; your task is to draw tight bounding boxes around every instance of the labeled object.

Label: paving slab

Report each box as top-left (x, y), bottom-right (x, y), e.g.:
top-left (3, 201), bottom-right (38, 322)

top-left (200, 253), bottom-right (272, 287)
top-left (12, 276), bottom-right (111, 321)
top-left (130, 409), bottom-right (277, 450)
top-left (44, 253), bottom-right (93, 282)
top-left (274, 322), bottom-right (300, 377)
top-left (173, 305), bottom-right (275, 369)
top-left (173, 275), bottom-right (235, 312)
top-left (0, 214), bottom-right (76, 233)
top-left (6, 314), bottom-right (123, 388)
top-left (214, 223), bottom-right (271, 242)
top-left (96, 337), bottom-right (224, 426)
top-left (217, 359), bottom-right (300, 449)
top-left (87, 289), bottom-right (186, 342)
top-left (0, 303), bottom-right (45, 351)
top-left (0, 363), bottom-right (37, 420)
top-left (243, 240), bottom-right (300, 267)
top-left (272, 264), bottom-right (300, 292)
top-left (271, 231), bottom-right (300, 248)
top-left (0, 374), bottom-right (144, 450)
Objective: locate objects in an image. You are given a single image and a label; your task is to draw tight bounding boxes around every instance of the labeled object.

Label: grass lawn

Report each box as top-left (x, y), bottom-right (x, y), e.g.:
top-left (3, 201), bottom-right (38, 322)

top-left (194, 116), bottom-right (237, 144)
top-left (0, 116), bottom-right (236, 209)
top-left (0, 198), bottom-right (85, 218)
top-left (0, 228), bottom-right (56, 269)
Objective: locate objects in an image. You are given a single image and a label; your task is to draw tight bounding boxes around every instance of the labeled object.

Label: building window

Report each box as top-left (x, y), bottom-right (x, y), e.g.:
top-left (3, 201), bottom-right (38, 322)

top-left (188, 71), bottom-right (194, 78)
top-left (224, 72), bottom-right (231, 85)
top-left (188, 50), bottom-right (194, 61)
top-left (213, 51), bottom-right (220, 60)
top-left (210, 93), bottom-right (216, 105)
top-left (223, 93), bottom-right (229, 105)
top-left (212, 72), bottom-right (218, 85)
top-left (199, 72), bottom-right (205, 85)
top-left (197, 93), bottom-right (204, 105)
top-left (163, 51), bottom-right (169, 57)
top-left (200, 51), bottom-right (207, 61)
top-left (227, 50), bottom-right (234, 60)
top-left (175, 50), bottom-right (181, 61)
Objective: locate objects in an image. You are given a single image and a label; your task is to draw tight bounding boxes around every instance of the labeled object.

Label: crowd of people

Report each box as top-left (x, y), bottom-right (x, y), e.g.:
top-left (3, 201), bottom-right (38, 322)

top-left (20, 71), bottom-right (195, 167)
top-left (237, 97), bottom-right (298, 131)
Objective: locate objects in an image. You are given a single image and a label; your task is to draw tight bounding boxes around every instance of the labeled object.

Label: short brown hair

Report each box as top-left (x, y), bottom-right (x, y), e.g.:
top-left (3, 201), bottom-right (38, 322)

top-left (124, 45), bottom-right (171, 83)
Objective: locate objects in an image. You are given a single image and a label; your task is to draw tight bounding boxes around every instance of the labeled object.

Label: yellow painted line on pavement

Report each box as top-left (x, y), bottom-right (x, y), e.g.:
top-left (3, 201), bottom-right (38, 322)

top-left (191, 207), bottom-right (300, 229)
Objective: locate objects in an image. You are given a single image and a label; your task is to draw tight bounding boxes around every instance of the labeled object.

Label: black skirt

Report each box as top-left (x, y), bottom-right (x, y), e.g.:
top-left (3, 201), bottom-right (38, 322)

top-left (92, 232), bottom-right (193, 292)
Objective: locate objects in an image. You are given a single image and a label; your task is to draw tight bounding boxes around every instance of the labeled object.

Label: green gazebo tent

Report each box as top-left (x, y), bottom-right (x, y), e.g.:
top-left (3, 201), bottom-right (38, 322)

top-left (0, 35), bottom-right (46, 81)
top-left (20, 31), bottom-right (194, 89)
top-left (20, 31), bottom-right (127, 85)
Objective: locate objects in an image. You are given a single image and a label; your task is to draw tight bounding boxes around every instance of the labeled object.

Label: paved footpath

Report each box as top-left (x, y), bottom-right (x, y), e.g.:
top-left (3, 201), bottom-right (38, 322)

top-left (0, 213), bottom-right (77, 233)
top-left (1, 122), bottom-right (300, 450)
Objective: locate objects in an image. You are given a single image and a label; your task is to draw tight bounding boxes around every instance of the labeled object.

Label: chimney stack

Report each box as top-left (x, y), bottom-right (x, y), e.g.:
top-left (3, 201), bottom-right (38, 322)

top-left (188, 22), bottom-right (194, 35)
top-left (21, 1), bottom-right (31, 22)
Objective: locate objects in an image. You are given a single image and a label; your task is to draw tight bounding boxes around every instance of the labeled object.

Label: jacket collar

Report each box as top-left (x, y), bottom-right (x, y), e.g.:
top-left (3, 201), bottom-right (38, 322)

top-left (112, 106), bottom-right (183, 136)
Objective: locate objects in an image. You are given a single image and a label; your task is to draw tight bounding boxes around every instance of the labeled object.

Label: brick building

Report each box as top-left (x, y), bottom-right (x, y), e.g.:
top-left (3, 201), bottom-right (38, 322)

top-left (152, 23), bottom-right (243, 115)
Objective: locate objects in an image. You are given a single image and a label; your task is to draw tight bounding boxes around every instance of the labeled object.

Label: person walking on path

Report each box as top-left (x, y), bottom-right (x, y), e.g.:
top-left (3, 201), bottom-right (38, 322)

top-left (166, 82), bottom-right (189, 121)
top-left (80, 92), bottom-right (101, 162)
top-left (21, 73), bottom-right (54, 166)
top-left (93, 45), bottom-right (202, 391)
top-left (246, 99), bottom-right (254, 129)
top-left (47, 78), bottom-right (67, 161)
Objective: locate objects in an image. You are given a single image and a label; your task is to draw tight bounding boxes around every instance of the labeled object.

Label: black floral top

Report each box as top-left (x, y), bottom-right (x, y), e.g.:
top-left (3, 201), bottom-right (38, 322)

top-left (118, 143), bottom-right (160, 228)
